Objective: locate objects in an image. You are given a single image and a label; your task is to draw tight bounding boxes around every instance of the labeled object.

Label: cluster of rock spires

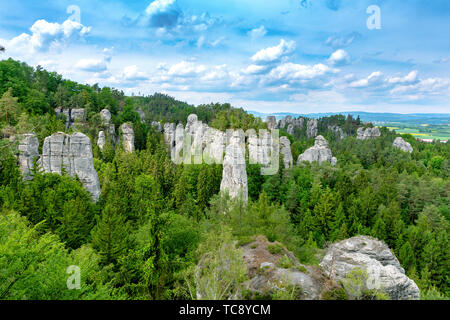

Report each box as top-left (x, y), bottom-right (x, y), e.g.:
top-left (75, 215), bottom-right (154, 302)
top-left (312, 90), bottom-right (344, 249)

top-left (16, 109), bottom-right (413, 206)
top-left (241, 235), bottom-right (420, 300)
top-left (297, 135), bottom-right (337, 166)
top-left (266, 115), bottom-right (308, 136)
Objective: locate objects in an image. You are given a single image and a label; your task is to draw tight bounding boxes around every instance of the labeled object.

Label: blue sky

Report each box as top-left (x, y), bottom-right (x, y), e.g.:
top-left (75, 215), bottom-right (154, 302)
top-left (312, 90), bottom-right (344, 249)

top-left (0, 0), bottom-right (449, 113)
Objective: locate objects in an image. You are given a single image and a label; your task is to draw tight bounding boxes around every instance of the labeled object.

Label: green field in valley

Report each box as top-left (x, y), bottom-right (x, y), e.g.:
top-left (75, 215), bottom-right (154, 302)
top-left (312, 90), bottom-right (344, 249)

top-left (384, 124), bottom-right (450, 141)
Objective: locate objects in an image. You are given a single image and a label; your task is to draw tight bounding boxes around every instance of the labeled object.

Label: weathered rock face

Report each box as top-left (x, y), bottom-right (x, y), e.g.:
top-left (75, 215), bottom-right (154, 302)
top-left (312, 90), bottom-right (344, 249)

top-left (17, 133), bottom-right (40, 180)
top-left (97, 131), bottom-right (106, 150)
top-left (306, 119), bottom-right (318, 138)
top-left (151, 121), bottom-right (162, 133)
top-left (287, 124), bottom-right (294, 135)
top-left (203, 127), bottom-right (225, 164)
top-left (100, 109), bottom-right (111, 125)
top-left (137, 110), bottom-right (145, 121)
top-left (357, 127), bottom-right (381, 140)
top-left (55, 107), bottom-right (85, 129)
top-left (120, 123), bottom-right (135, 153)
top-left (328, 125), bottom-right (346, 140)
top-left (220, 131), bottom-right (248, 202)
top-left (280, 136), bottom-right (293, 169)
top-left (266, 116), bottom-right (277, 131)
top-left (320, 236), bottom-right (420, 300)
top-left (164, 123), bottom-right (176, 150)
top-left (278, 116), bottom-right (304, 132)
top-left (297, 135), bottom-right (337, 166)
top-left (242, 236), bottom-right (326, 300)
top-left (393, 137), bottom-right (413, 153)
top-left (40, 132), bottom-right (101, 201)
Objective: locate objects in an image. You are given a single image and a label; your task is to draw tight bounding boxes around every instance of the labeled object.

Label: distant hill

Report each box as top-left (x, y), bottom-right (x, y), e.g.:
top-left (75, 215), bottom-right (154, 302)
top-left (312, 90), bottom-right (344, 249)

top-left (248, 111), bottom-right (450, 125)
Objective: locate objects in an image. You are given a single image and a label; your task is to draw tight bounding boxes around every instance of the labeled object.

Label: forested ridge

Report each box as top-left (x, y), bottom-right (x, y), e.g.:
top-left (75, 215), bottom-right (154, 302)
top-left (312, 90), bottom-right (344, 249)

top-left (0, 58), bottom-right (448, 300)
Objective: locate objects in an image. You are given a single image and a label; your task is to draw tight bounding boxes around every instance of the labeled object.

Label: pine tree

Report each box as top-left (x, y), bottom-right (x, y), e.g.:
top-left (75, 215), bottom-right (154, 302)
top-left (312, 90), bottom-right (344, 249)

top-left (91, 203), bottom-right (129, 264)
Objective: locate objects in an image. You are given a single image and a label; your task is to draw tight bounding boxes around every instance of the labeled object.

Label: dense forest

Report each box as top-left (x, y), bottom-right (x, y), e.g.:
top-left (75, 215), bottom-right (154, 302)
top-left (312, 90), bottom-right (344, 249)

top-left (0, 58), bottom-right (448, 300)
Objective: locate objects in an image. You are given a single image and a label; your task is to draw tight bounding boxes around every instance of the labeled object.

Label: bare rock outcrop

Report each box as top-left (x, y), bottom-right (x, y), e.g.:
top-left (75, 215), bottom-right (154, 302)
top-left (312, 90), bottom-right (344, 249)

top-left (100, 109), bottom-right (111, 125)
top-left (40, 132), bottom-right (101, 201)
top-left (320, 236), bottom-right (420, 300)
top-left (306, 119), bottom-right (318, 138)
top-left (328, 125), bottom-right (346, 140)
top-left (17, 133), bottom-right (40, 180)
top-left (280, 136), bottom-right (293, 169)
top-left (120, 123), bottom-right (135, 153)
top-left (297, 135), bottom-right (337, 166)
top-left (287, 124), bottom-right (294, 135)
top-left (97, 131), bottom-right (106, 150)
top-left (220, 131), bottom-right (248, 202)
top-left (392, 137), bottom-right (413, 153)
top-left (242, 236), bottom-right (326, 300)
top-left (164, 123), bottom-right (176, 149)
top-left (55, 107), bottom-right (85, 129)
top-left (151, 121), bottom-right (162, 132)
top-left (203, 127), bottom-right (225, 164)
top-left (266, 116), bottom-right (277, 131)
top-left (357, 127), bottom-right (381, 140)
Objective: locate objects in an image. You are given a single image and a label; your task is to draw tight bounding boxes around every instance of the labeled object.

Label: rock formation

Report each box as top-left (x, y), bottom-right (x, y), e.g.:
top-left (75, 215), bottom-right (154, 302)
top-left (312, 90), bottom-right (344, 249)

top-left (164, 123), bottom-right (176, 150)
top-left (55, 107), bottom-right (85, 129)
top-left (203, 127), bottom-right (225, 164)
top-left (17, 133), bottom-right (40, 180)
top-left (320, 236), bottom-right (420, 300)
top-left (357, 127), bottom-right (381, 140)
top-left (297, 135), bottom-right (337, 166)
top-left (287, 124), bottom-right (294, 135)
top-left (136, 110), bottom-right (145, 121)
top-left (97, 131), bottom-right (106, 150)
top-left (120, 123), bottom-right (135, 153)
top-left (151, 121), bottom-right (162, 133)
top-left (393, 137), bottom-right (413, 153)
top-left (100, 109), bottom-right (111, 125)
top-left (40, 132), bottom-right (101, 201)
top-left (242, 236), bottom-right (324, 300)
top-left (220, 131), bottom-right (248, 202)
top-left (328, 125), bottom-right (346, 140)
top-left (266, 116), bottom-right (277, 131)
top-left (306, 119), bottom-right (318, 138)
top-left (280, 136), bottom-right (293, 169)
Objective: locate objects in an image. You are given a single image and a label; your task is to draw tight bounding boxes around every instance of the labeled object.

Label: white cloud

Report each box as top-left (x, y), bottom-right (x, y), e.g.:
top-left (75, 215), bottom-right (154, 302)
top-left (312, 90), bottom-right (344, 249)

top-left (242, 64), bottom-right (270, 75)
top-left (328, 49), bottom-right (350, 66)
top-left (122, 65), bottom-right (149, 81)
top-left (387, 70), bottom-right (418, 84)
top-left (167, 60), bottom-right (206, 77)
top-left (349, 71), bottom-right (383, 88)
top-left (75, 58), bottom-right (108, 72)
top-left (3, 18), bottom-right (90, 54)
top-left (248, 26), bottom-right (267, 39)
top-left (251, 39), bottom-right (295, 64)
top-left (266, 62), bottom-right (337, 82)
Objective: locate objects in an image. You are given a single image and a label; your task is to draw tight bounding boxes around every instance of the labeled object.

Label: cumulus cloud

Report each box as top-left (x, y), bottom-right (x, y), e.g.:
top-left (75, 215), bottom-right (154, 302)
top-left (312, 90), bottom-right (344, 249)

top-left (387, 70), bottom-right (418, 84)
top-left (251, 39), bottom-right (295, 64)
top-left (248, 26), bottom-right (267, 39)
top-left (349, 71), bottom-right (383, 88)
top-left (2, 19), bottom-right (90, 53)
top-left (167, 60), bottom-right (206, 77)
top-left (266, 62), bottom-right (337, 82)
top-left (328, 49), bottom-right (350, 66)
top-left (75, 58), bottom-right (108, 72)
top-left (122, 65), bottom-right (149, 81)
top-left (142, 0), bottom-right (180, 28)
